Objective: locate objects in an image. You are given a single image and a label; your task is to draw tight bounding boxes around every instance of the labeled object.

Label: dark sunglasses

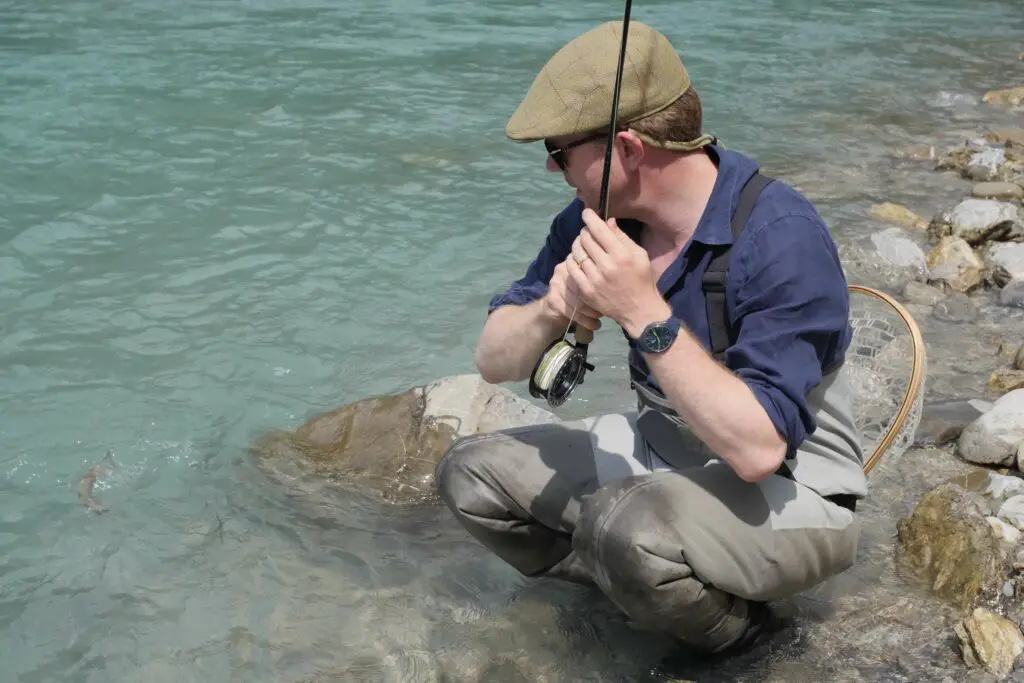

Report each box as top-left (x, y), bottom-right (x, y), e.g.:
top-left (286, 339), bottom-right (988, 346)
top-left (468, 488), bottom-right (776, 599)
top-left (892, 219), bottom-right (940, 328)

top-left (544, 131), bottom-right (608, 172)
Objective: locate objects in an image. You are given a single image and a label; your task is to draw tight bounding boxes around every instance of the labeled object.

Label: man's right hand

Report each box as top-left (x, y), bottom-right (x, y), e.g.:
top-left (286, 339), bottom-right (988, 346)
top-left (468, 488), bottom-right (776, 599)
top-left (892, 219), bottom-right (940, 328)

top-left (542, 258), bottom-right (603, 331)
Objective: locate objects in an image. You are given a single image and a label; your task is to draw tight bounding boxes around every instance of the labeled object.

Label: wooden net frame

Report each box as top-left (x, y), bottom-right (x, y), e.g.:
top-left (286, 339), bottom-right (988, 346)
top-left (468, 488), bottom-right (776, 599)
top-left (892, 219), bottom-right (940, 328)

top-left (846, 284), bottom-right (927, 475)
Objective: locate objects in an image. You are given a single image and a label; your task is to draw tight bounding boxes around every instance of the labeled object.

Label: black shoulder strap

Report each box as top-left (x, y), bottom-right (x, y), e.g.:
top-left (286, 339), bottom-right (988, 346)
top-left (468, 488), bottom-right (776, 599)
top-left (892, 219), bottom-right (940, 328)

top-left (702, 172), bottom-right (773, 360)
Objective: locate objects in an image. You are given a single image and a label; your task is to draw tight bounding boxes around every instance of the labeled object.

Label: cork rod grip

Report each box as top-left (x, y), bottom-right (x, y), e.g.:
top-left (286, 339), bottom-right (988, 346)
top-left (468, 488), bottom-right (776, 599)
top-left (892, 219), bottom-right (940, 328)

top-left (575, 327), bottom-right (594, 344)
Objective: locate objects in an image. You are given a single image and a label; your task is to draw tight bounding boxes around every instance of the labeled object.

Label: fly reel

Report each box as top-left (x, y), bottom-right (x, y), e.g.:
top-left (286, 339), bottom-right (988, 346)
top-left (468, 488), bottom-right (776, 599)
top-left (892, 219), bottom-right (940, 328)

top-left (528, 328), bottom-right (595, 407)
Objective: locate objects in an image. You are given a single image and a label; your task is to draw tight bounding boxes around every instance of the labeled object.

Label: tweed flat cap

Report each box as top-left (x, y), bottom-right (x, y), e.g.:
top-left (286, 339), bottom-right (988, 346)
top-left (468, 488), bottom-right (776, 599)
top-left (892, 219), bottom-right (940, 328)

top-left (506, 21), bottom-right (692, 144)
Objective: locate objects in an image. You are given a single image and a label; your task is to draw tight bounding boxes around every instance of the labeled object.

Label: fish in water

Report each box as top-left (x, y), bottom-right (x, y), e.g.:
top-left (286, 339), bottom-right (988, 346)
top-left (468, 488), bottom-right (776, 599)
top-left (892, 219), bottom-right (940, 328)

top-left (78, 450), bottom-right (115, 514)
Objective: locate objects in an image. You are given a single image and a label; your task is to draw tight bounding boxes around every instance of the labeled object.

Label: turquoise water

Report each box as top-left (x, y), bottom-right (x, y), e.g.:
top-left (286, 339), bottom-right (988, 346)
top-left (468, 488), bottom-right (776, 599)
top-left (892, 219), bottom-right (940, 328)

top-left (2, 0), bottom-right (1023, 680)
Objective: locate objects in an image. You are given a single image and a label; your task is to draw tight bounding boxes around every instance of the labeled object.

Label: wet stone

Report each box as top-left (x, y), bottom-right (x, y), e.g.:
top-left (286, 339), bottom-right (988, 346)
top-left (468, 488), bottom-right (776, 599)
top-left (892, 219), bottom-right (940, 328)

top-left (896, 481), bottom-right (1010, 609)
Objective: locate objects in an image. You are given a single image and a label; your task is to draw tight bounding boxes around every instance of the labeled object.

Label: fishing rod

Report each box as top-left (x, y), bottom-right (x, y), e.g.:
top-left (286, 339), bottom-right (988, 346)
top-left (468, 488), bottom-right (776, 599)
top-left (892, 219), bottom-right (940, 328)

top-left (528, 0), bottom-right (634, 408)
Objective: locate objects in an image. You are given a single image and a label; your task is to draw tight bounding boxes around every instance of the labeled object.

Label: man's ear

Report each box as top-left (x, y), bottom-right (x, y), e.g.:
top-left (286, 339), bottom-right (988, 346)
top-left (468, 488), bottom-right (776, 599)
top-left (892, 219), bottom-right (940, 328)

top-left (617, 130), bottom-right (645, 169)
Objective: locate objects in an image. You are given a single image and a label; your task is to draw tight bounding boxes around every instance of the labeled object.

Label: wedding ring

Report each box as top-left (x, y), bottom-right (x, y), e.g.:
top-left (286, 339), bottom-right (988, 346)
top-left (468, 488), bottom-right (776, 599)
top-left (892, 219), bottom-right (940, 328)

top-left (576, 255), bottom-right (590, 265)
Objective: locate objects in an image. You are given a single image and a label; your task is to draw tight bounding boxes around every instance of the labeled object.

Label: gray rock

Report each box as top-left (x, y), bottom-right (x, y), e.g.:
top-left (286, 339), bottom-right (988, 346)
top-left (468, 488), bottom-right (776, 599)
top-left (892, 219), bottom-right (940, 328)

top-left (870, 228), bottom-right (927, 273)
top-left (1000, 280), bottom-right (1024, 308)
top-left (973, 181), bottom-right (1024, 202)
top-left (958, 389), bottom-right (1024, 467)
top-left (932, 292), bottom-right (979, 323)
top-left (986, 242), bottom-right (1024, 288)
top-left (927, 199), bottom-right (1022, 246)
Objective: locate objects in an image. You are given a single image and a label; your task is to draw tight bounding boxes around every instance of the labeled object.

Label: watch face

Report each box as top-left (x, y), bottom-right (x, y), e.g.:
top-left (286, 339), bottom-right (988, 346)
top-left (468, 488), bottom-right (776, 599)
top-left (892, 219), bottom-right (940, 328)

top-left (640, 322), bottom-right (675, 353)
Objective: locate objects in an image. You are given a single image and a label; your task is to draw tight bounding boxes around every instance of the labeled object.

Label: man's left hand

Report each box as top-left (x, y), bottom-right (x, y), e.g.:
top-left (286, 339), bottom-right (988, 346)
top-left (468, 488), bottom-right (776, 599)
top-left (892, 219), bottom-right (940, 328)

top-left (567, 208), bottom-right (670, 336)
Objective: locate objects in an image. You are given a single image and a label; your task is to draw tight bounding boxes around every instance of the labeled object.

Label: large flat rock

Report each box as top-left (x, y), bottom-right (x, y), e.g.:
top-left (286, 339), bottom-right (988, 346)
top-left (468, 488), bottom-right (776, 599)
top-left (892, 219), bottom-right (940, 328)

top-left (251, 374), bottom-right (558, 506)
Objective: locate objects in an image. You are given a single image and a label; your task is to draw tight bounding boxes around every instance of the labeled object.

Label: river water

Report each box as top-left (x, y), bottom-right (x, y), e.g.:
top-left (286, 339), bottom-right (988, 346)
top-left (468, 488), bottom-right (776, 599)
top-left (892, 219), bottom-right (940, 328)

top-left (2, 0), bottom-right (1023, 680)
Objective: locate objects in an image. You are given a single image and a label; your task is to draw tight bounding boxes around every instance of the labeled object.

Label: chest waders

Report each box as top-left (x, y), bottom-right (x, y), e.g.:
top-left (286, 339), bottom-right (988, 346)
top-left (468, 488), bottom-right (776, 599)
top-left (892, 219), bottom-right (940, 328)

top-left (626, 172), bottom-right (859, 513)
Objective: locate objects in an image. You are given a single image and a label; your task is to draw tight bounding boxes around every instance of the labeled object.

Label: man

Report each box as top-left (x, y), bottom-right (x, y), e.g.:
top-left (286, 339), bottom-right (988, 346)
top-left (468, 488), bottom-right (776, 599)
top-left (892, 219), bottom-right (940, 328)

top-left (435, 20), bottom-right (867, 655)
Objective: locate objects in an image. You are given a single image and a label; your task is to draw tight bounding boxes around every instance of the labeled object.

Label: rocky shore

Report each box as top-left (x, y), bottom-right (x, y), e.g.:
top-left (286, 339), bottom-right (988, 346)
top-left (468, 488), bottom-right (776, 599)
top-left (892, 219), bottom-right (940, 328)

top-left (249, 82), bottom-right (1024, 681)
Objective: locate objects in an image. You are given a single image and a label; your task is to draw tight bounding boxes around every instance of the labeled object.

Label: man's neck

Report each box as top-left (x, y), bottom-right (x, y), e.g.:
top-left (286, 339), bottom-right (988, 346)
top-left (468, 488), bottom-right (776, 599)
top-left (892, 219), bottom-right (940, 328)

top-left (628, 150), bottom-right (719, 249)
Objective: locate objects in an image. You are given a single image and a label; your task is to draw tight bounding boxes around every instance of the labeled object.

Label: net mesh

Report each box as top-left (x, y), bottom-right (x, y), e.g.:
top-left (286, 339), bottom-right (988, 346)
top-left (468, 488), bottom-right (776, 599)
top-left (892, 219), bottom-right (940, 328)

top-left (845, 287), bottom-right (927, 471)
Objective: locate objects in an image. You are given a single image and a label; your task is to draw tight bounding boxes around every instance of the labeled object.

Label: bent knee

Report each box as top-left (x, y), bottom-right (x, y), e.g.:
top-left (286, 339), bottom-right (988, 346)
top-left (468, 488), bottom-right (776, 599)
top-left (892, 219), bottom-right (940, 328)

top-left (574, 475), bottom-right (669, 587)
top-left (434, 432), bottom-right (500, 504)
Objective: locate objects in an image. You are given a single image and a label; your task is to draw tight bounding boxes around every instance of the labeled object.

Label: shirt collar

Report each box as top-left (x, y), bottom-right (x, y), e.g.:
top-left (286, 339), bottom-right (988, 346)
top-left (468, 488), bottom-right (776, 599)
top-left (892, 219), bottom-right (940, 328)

top-left (686, 143), bottom-right (760, 247)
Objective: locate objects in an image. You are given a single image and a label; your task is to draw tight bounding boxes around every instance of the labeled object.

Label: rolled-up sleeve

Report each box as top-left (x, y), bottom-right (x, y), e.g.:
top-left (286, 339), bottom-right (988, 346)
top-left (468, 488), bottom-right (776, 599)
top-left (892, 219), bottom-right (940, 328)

top-left (487, 199), bottom-right (583, 314)
top-left (724, 214), bottom-right (851, 452)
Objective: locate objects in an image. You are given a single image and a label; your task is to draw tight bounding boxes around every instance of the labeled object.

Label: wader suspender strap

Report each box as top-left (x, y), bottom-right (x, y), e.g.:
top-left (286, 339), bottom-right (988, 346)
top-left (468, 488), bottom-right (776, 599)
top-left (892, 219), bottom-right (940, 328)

top-left (702, 172), bottom-right (774, 361)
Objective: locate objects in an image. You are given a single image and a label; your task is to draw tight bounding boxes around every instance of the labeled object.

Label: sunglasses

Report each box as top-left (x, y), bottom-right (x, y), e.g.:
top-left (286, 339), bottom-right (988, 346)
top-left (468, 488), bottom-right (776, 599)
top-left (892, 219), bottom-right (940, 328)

top-left (544, 131), bottom-right (608, 172)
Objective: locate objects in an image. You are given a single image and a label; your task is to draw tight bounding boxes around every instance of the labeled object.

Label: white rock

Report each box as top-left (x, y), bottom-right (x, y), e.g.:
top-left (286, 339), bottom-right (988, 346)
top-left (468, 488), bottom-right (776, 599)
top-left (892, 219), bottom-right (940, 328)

top-left (970, 399), bottom-right (996, 413)
top-left (870, 228), bottom-right (927, 272)
top-left (988, 516), bottom-right (1023, 544)
top-left (948, 199), bottom-right (1021, 243)
top-left (967, 148), bottom-right (1008, 181)
top-left (987, 242), bottom-right (1024, 288)
top-left (422, 374), bottom-right (559, 436)
top-left (999, 495), bottom-right (1024, 531)
top-left (1017, 442), bottom-right (1024, 472)
top-left (958, 389), bottom-right (1024, 466)
top-left (985, 472), bottom-right (1024, 500)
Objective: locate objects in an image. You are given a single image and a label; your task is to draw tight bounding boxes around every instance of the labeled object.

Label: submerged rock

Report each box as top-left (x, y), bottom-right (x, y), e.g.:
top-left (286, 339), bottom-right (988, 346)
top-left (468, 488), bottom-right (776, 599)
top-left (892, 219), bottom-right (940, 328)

top-left (869, 202), bottom-right (928, 230)
top-left (901, 281), bottom-right (945, 307)
top-left (984, 128), bottom-right (1024, 148)
top-left (932, 292), bottom-right (979, 323)
top-left (983, 86), bottom-right (1024, 107)
top-left (251, 374), bottom-right (557, 505)
top-left (1001, 280), bottom-right (1024, 308)
top-left (915, 399), bottom-right (990, 446)
top-left (954, 607), bottom-right (1024, 679)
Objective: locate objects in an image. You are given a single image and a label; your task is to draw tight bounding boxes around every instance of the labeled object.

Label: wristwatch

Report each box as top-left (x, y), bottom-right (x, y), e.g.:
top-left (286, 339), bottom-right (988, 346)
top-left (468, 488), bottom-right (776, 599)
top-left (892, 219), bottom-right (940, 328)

top-left (632, 316), bottom-right (682, 354)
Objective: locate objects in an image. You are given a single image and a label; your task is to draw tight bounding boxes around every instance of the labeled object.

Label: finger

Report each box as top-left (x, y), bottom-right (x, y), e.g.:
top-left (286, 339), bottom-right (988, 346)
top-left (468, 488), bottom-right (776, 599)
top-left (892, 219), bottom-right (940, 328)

top-left (606, 217), bottom-right (631, 243)
top-left (574, 314), bottom-right (602, 332)
top-left (578, 229), bottom-right (612, 273)
top-left (565, 255), bottom-right (593, 300)
top-left (581, 208), bottom-right (621, 253)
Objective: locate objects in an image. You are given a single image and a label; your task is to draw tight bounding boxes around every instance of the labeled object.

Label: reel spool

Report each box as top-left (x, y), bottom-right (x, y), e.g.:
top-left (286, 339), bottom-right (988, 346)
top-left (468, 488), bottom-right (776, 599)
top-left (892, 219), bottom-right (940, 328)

top-left (528, 0), bottom-right (633, 408)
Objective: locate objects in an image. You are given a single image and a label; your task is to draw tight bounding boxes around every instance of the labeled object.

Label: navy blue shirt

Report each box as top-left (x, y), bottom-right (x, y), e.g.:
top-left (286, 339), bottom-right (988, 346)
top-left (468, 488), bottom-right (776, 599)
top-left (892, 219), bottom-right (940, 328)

top-left (488, 144), bottom-right (852, 454)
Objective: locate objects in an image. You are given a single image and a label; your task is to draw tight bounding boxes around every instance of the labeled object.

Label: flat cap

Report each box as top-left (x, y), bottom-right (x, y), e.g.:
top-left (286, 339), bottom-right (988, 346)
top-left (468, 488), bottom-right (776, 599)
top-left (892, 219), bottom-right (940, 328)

top-left (506, 21), bottom-right (691, 143)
